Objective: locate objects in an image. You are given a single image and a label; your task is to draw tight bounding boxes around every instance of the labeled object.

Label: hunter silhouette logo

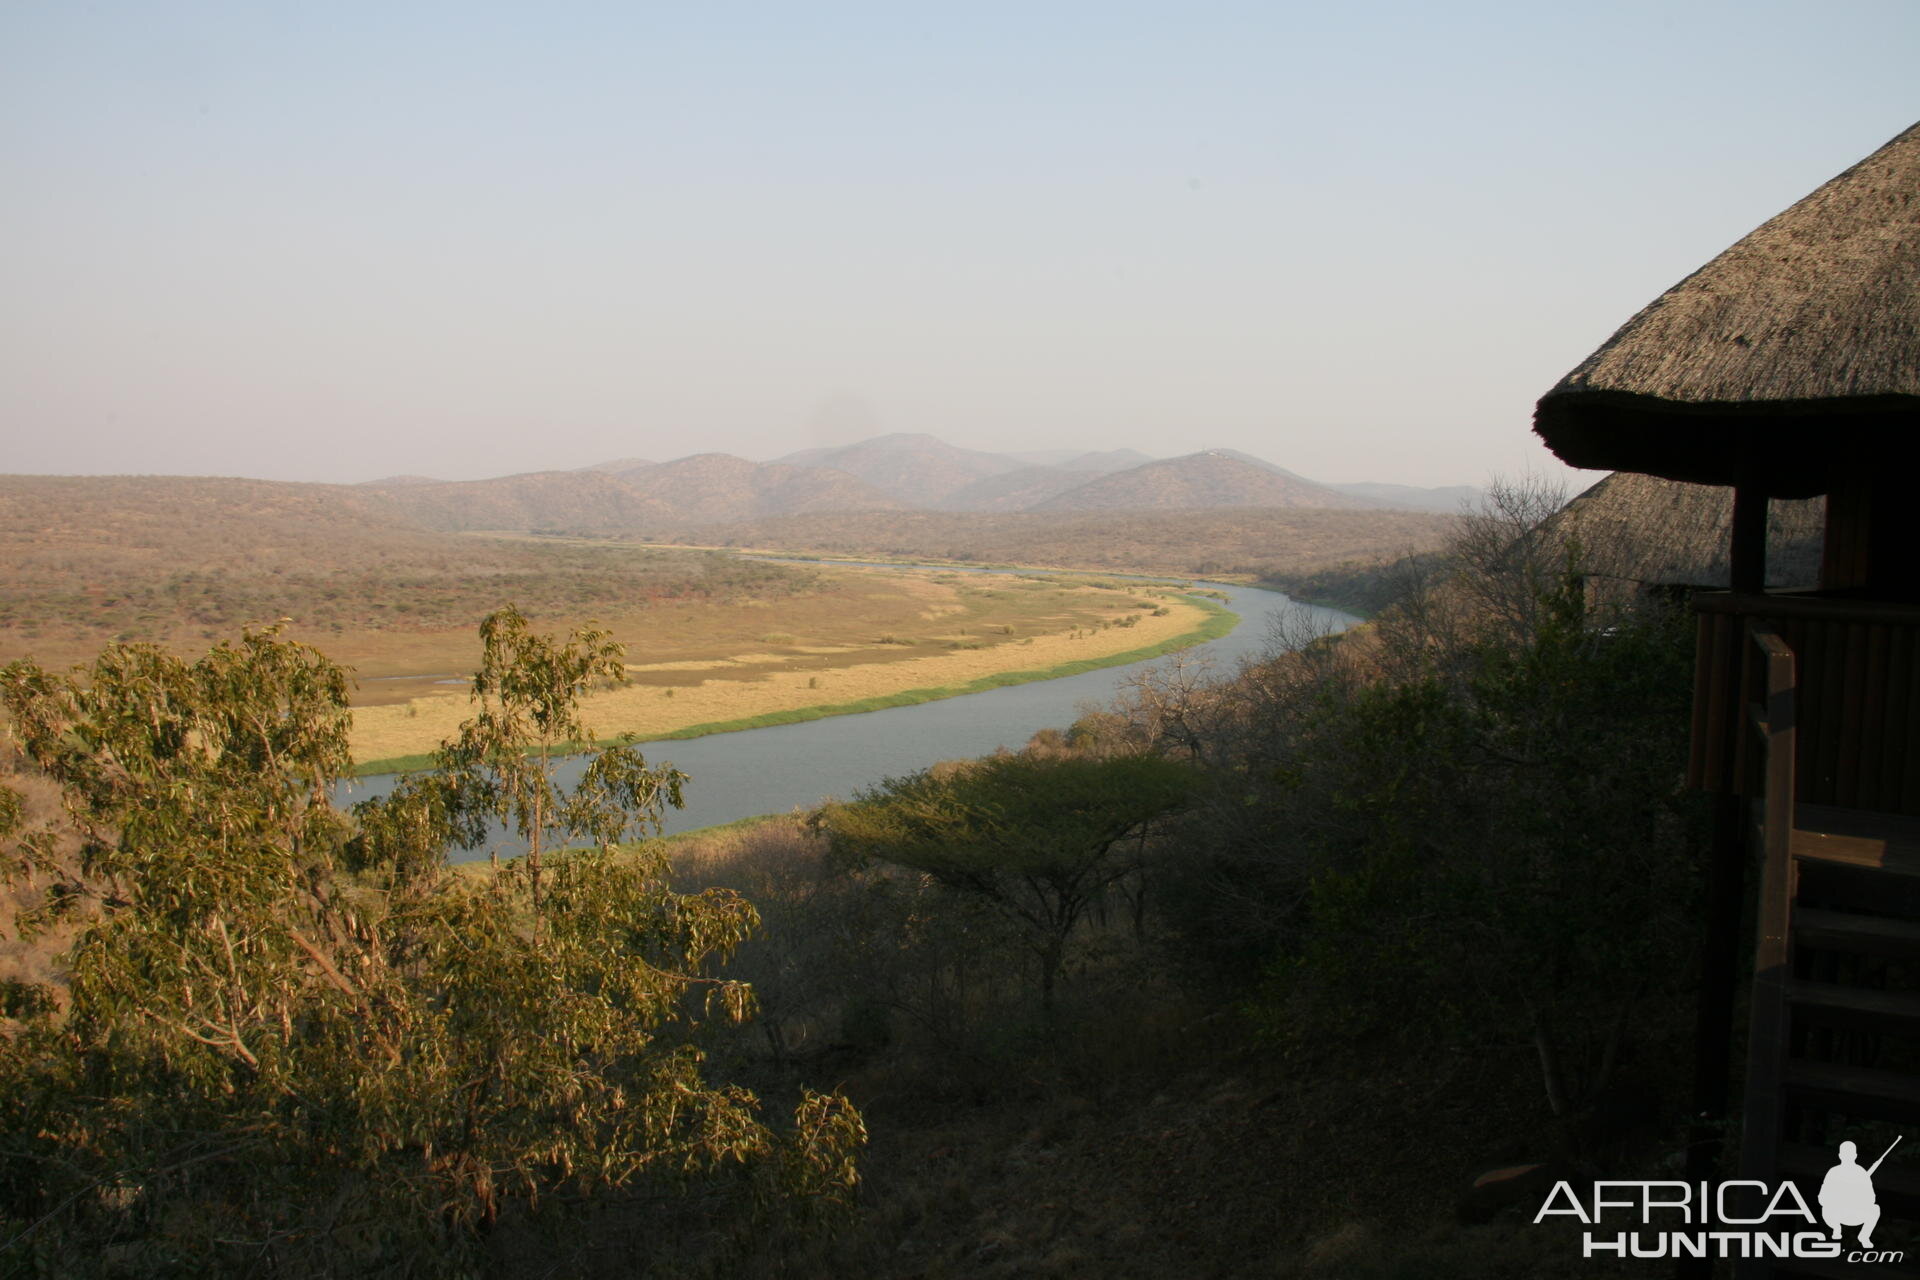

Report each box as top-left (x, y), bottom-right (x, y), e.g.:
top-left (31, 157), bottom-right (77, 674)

top-left (1532, 1137), bottom-right (1908, 1263)
top-left (1822, 1137), bottom-right (1900, 1250)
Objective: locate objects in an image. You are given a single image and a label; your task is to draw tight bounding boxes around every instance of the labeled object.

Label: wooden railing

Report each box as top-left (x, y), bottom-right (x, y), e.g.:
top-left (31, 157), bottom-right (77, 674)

top-left (1689, 592), bottom-right (1920, 816)
top-left (1737, 623), bottom-right (1795, 1190)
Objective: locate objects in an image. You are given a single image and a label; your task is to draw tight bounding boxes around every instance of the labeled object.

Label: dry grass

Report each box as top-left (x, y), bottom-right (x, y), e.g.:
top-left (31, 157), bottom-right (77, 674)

top-left (642, 506), bottom-right (1453, 581)
top-left (0, 479), bottom-right (1226, 773)
top-left (0, 758), bottom-right (80, 1024)
top-left (0, 476), bottom-right (816, 671)
top-left (348, 569), bottom-right (1211, 765)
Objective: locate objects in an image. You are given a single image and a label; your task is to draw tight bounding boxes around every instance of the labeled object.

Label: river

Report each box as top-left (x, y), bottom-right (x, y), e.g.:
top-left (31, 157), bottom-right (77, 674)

top-left (335, 565), bottom-right (1356, 858)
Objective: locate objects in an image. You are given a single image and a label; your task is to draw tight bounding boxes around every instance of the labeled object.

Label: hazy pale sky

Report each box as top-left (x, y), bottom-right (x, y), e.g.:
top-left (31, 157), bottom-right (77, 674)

top-left (3, 2), bottom-right (1916, 487)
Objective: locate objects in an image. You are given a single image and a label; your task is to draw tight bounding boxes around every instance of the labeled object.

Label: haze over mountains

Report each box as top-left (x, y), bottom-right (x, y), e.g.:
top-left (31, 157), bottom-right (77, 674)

top-left (359, 433), bottom-right (1478, 531)
top-left (2, 433), bottom-right (1474, 625)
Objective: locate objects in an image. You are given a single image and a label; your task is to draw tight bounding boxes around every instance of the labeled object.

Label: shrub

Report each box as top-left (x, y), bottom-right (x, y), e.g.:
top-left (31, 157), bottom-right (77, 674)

top-left (0, 616), bottom-right (863, 1274)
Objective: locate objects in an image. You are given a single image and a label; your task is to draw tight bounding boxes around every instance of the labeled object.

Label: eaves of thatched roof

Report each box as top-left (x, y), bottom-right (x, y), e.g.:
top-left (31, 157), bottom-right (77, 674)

top-left (1534, 122), bottom-right (1920, 497)
top-left (1550, 471), bottom-right (1825, 593)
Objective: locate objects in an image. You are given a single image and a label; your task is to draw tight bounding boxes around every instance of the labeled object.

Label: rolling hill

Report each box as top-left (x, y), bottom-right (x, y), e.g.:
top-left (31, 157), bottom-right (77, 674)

top-left (1033, 450), bottom-right (1380, 512)
top-left (361, 470), bottom-right (675, 532)
top-left (367, 455), bottom-right (904, 531)
top-left (577, 457), bottom-right (654, 473)
top-left (614, 453), bottom-right (905, 523)
top-left (4, 474), bottom-right (433, 561)
top-left (358, 434), bottom-right (1472, 523)
top-left (939, 466), bottom-right (1116, 512)
top-left (774, 433), bottom-right (1029, 506)
top-left (1011, 448), bottom-right (1159, 472)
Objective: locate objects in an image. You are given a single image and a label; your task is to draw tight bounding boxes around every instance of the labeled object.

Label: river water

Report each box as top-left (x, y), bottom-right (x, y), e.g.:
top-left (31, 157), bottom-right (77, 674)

top-left (335, 565), bottom-right (1355, 858)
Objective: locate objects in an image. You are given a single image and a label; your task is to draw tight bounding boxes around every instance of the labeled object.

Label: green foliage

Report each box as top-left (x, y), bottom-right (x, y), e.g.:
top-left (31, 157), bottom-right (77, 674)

top-left (0, 778), bottom-right (56, 891)
top-left (0, 617), bottom-right (862, 1275)
top-left (816, 753), bottom-right (1197, 1015)
top-left (432, 605), bottom-right (685, 905)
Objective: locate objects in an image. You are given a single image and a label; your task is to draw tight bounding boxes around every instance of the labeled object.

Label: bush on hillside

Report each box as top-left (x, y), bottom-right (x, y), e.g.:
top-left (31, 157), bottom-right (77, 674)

top-left (0, 617), bottom-right (861, 1277)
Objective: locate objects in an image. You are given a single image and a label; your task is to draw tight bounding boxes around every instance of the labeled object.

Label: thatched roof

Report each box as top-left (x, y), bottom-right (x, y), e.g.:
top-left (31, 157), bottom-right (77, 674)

top-left (1535, 122), bottom-right (1920, 497)
top-left (1550, 472), bottom-right (1825, 595)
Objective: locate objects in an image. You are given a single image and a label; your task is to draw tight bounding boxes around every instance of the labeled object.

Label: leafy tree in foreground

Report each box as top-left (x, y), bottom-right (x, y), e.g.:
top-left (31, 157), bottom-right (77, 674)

top-left (431, 605), bottom-right (685, 910)
top-left (0, 617), bottom-right (862, 1276)
top-left (816, 752), bottom-right (1197, 1019)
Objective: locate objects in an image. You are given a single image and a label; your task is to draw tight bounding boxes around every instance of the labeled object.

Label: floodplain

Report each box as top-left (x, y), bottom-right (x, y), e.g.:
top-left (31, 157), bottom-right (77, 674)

top-left (347, 561), bottom-right (1220, 771)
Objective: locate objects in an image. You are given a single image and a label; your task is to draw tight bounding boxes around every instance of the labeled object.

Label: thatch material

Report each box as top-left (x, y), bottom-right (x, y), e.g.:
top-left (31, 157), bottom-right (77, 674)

top-left (1550, 472), bottom-right (1825, 596)
top-left (1535, 122), bottom-right (1920, 496)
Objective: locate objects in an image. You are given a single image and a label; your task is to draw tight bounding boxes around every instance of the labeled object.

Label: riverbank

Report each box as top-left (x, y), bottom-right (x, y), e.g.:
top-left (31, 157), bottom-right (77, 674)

top-left (353, 591), bottom-right (1233, 775)
top-left (338, 579), bottom-right (1344, 843)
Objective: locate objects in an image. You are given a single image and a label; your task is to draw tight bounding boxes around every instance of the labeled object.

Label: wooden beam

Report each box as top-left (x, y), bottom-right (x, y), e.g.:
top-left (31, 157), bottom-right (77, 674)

top-left (1730, 482), bottom-right (1767, 594)
top-left (1737, 626), bottom-right (1797, 1192)
top-left (1685, 790), bottom-right (1748, 1184)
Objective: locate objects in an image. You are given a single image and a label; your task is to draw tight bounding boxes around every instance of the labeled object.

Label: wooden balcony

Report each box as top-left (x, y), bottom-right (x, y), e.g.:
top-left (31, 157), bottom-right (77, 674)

top-left (1690, 591), bottom-right (1920, 817)
top-left (1725, 619), bottom-right (1920, 1278)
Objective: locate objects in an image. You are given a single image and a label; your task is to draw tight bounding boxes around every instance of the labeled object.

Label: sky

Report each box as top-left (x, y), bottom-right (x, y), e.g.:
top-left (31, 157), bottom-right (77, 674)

top-left (3, 2), bottom-right (1916, 489)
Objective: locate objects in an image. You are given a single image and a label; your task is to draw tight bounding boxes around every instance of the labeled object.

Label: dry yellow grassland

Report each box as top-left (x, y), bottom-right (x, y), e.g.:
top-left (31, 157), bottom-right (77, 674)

top-left (347, 569), bottom-right (1210, 765)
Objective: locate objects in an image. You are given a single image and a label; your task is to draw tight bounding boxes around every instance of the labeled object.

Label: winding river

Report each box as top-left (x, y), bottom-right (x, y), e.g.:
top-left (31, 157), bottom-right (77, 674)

top-left (335, 565), bottom-right (1356, 858)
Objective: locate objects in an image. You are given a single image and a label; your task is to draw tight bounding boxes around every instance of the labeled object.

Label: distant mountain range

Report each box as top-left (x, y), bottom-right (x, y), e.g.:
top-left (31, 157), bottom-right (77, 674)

top-left (1329, 480), bottom-right (1483, 512)
top-left (359, 433), bottom-right (1480, 530)
top-left (1032, 450), bottom-right (1376, 513)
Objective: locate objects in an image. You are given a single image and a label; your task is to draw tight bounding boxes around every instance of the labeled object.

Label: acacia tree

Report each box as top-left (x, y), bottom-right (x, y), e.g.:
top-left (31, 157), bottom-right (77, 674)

top-left (0, 617), bottom-right (862, 1276)
top-left (816, 752), bottom-right (1196, 1020)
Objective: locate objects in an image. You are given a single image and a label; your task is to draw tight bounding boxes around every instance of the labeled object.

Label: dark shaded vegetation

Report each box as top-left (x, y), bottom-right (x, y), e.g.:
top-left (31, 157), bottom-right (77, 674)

top-left (1265, 471), bottom-right (1824, 618)
top-left (617, 482), bottom-right (1708, 1276)
top-left (1211, 574), bottom-right (1698, 1125)
top-left (1262, 550), bottom-right (1443, 617)
top-left (1176, 487), bottom-right (1700, 1144)
top-left (816, 753), bottom-right (1199, 1020)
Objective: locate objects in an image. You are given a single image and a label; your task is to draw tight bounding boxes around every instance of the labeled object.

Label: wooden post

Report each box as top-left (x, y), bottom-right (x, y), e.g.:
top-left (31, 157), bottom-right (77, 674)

top-left (1729, 482), bottom-right (1767, 595)
top-left (1739, 627), bottom-right (1797, 1177)
top-left (1684, 790), bottom-right (1747, 1179)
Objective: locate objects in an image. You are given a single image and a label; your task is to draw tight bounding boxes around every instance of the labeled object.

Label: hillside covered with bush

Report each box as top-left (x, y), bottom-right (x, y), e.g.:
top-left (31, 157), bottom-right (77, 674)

top-left (0, 482), bottom-right (1744, 1276)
